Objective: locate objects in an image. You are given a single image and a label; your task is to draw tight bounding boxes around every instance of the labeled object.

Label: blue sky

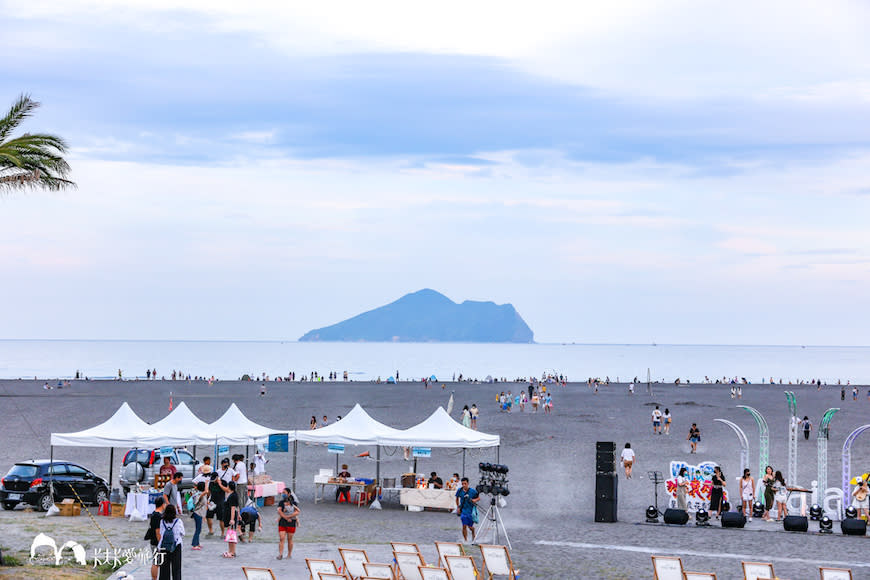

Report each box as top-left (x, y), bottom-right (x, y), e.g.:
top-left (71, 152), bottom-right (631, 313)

top-left (1, 1), bottom-right (869, 344)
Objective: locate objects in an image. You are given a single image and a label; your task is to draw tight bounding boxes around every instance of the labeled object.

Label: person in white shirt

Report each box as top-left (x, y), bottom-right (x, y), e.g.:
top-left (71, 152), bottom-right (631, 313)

top-left (254, 451), bottom-right (268, 475)
top-left (158, 504), bottom-right (185, 580)
top-left (651, 406), bottom-right (663, 434)
top-left (233, 455), bottom-right (248, 504)
top-left (620, 443), bottom-right (636, 479)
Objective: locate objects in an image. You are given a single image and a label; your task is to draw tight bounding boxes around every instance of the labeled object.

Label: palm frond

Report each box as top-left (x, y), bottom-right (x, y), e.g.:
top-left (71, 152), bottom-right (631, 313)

top-left (0, 94), bottom-right (38, 143)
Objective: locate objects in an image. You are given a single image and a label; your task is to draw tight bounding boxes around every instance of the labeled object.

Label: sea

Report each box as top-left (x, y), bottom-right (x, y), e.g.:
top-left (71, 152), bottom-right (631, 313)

top-left (0, 340), bottom-right (868, 384)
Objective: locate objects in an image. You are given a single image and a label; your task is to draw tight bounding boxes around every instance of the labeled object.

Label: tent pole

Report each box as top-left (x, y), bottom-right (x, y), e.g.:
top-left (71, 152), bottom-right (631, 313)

top-left (49, 445), bottom-right (54, 498)
top-left (376, 446), bottom-right (381, 484)
top-left (108, 448), bottom-right (114, 489)
top-left (335, 453), bottom-right (339, 475)
top-left (462, 448), bottom-right (466, 479)
top-left (292, 440), bottom-right (298, 493)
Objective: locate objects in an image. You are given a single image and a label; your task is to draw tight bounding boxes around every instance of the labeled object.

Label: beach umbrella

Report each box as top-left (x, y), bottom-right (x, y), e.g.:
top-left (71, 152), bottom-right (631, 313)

top-left (387, 376), bottom-right (396, 384)
top-left (850, 473), bottom-right (869, 485)
top-left (447, 391), bottom-right (455, 415)
top-left (430, 375), bottom-right (437, 382)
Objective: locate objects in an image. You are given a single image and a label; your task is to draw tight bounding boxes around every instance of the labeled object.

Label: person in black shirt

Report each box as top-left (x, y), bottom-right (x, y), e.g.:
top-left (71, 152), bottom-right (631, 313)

top-left (145, 496), bottom-right (165, 580)
top-left (223, 481), bottom-right (239, 558)
top-left (335, 464), bottom-right (351, 502)
top-left (206, 472), bottom-right (223, 536)
top-left (428, 471), bottom-right (443, 489)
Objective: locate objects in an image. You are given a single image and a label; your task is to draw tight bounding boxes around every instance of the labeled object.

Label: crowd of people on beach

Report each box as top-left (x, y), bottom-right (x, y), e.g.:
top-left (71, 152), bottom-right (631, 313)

top-left (495, 384), bottom-right (554, 413)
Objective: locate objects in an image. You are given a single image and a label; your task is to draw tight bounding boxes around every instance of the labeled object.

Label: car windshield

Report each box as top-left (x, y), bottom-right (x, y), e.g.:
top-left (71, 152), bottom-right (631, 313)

top-left (7, 464), bottom-right (39, 478)
top-left (123, 450), bottom-right (152, 466)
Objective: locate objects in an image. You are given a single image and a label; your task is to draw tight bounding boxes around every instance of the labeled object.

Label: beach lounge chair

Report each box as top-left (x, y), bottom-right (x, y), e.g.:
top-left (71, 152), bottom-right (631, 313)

top-left (242, 568), bottom-right (276, 580)
top-left (390, 542), bottom-right (421, 555)
top-left (419, 566), bottom-right (450, 580)
top-left (339, 547), bottom-right (370, 579)
top-left (651, 555), bottom-right (685, 580)
top-left (434, 541), bottom-right (462, 567)
top-left (306, 558), bottom-right (342, 580)
top-left (319, 574), bottom-right (350, 580)
top-left (362, 562), bottom-right (397, 579)
top-left (479, 544), bottom-right (518, 579)
top-left (742, 561), bottom-right (775, 580)
top-left (819, 568), bottom-right (853, 580)
top-left (445, 555), bottom-right (479, 580)
top-left (393, 550), bottom-right (425, 580)
top-left (684, 573), bottom-right (716, 580)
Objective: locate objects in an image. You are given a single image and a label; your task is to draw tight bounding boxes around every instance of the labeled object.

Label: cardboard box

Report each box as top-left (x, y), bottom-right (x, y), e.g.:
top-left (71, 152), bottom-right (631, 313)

top-left (111, 503), bottom-right (126, 518)
top-left (55, 502), bottom-right (82, 516)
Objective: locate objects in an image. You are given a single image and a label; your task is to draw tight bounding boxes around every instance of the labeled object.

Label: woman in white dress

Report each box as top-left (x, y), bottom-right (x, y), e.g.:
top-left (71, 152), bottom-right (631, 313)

top-left (740, 468), bottom-right (755, 521)
top-left (773, 470), bottom-right (788, 520)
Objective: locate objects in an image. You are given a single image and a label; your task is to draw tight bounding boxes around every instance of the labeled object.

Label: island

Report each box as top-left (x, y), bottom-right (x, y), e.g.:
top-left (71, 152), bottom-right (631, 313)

top-left (299, 289), bottom-right (534, 343)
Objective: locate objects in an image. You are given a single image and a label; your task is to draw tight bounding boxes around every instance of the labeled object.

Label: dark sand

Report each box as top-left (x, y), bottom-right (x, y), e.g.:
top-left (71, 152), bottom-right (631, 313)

top-left (2, 379), bottom-right (870, 579)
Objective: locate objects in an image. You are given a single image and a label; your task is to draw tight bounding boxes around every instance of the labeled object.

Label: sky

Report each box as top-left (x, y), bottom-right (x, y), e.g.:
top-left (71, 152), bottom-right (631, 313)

top-left (1, 0), bottom-right (869, 345)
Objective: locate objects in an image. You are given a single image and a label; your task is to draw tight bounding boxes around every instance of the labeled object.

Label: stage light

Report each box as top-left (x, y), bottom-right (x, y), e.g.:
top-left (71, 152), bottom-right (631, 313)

top-left (695, 508), bottom-right (710, 526)
top-left (646, 505), bottom-right (659, 523)
top-left (752, 501), bottom-right (765, 519)
top-left (809, 504), bottom-right (823, 520)
top-left (819, 515), bottom-right (833, 534)
top-left (845, 506), bottom-right (858, 519)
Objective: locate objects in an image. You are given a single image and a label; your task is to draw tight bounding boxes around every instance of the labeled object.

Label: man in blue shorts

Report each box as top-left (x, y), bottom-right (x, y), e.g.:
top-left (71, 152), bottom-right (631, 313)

top-left (455, 477), bottom-right (480, 542)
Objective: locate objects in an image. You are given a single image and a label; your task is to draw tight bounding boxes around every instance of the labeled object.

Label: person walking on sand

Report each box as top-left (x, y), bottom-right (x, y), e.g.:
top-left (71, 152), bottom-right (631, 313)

top-left (455, 477), bottom-right (480, 543)
top-left (277, 488), bottom-right (299, 560)
top-left (158, 504), bottom-right (184, 580)
top-left (802, 416), bottom-right (812, 440)
top-left (741, 468), bottom-right (755, 521)
top-left (663, 408), bottom-right (672, 435)
top-left (461, 405), bottom-right (472, 428)
top-left (651, 406), bottom-right (662, 435)
top-left (687, 423), bottom-right (700, 453)
top-left (620, 443), bottom-right (635, 479)
top-left (470, 404), bottom-right (479, 429)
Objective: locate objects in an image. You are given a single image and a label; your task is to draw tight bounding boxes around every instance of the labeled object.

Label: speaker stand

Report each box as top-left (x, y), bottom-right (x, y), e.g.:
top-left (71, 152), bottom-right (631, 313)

top-left (648, 470), bottom-right (664, 516)
top-left (474, 497), bottom-right (511, 549)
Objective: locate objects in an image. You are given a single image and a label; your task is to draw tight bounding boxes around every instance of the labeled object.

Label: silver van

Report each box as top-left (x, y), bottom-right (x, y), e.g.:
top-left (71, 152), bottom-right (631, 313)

top-left (119, 448), bottom-right (200, 493)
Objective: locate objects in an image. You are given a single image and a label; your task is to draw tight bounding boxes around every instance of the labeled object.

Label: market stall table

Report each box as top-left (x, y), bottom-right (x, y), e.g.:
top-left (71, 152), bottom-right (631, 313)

top-left (400, 488), bottom-right (456, 510)
top-left (314, 479), bottom-right (376, 506)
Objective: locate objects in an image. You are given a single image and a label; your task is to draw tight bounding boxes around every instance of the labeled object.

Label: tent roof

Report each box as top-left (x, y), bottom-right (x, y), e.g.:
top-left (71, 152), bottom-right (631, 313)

top-left (50, 402), bottom-right (166, 447)
top-left (295, 404), bottom-right (403, 445)
top-left (207, 403), bottom-right (286, 445)
top-left (139, 401), bottom-right (216, 446)
top-left (376, 406), bottom-right (500, 448)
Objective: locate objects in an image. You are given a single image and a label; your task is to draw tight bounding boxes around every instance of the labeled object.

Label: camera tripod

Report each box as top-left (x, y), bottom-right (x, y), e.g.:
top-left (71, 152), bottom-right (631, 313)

top-left (473, 496), bottom-right (511, 548)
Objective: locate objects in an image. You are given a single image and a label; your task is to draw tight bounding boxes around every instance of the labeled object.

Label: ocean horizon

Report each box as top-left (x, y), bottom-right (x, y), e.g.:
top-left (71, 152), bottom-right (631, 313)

top-left (1, 339), bottom-right (868, 384)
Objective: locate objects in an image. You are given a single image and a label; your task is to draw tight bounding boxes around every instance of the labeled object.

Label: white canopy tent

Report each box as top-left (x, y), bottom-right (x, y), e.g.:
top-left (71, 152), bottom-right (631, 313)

top-left (294, 404), bottom-right (405, 484)
top-left (208, 403), bottom-right (286, 446)
top-left (295, 404), bottom-right (404, 445)
top-left (377, 407), bottom-right (500, 448)
top-left (50, 402), bottom-right (169, 489)
top-left (140, 401), bottom-right (216, 447)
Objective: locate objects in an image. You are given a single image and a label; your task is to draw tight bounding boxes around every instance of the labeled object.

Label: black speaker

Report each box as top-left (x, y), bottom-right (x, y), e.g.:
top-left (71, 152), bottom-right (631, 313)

top-left (596, 441), bottom-right (616, 453)
top-left (721, 511), bottom-right (746, 528)
top-left (841, 518), bottom-right (867, 536)
top-left (596, 452), bottom-right (615, 473)
top-left (594, 472), bottom-right (618, 522)
top-left (663, 508), bottom-right (689, 525)
top-left (782, 515), bottom-right (808, 532)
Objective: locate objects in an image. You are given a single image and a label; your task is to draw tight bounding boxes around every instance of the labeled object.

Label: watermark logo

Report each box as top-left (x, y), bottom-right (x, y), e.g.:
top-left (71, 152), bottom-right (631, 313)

top-left (29, 532), bottom-right (87, 566)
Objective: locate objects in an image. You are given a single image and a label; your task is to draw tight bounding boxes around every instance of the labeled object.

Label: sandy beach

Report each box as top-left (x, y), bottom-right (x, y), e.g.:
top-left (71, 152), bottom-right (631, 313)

top-left (2, 378), bottom-right (870, 579)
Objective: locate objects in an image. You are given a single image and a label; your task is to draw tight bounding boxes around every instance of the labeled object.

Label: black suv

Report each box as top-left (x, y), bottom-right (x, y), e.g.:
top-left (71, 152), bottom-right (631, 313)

top-left (0, 460), bottom-right (109, 511)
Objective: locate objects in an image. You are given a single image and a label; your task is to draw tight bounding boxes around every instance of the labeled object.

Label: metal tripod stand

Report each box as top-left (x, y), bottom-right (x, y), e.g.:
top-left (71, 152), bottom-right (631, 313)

top-left (648, 470), bottom-right (664, 517)
top-left (474, 496), bottom-right (511, 548)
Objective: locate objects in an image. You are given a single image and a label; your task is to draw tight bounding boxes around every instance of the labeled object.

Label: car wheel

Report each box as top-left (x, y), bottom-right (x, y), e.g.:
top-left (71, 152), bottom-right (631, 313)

top-left (94, 487), bottom-right (109, 506)
top-left (2, 501), bottom-right (16, 511)
top-left (38, 493), bottom-right (54, 512)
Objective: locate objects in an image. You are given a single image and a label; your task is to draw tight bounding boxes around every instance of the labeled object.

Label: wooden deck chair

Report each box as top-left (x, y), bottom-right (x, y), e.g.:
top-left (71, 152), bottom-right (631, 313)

top-left (319, 575), bottom-right (350, 580)
top-left (242, 568), bottom-right (277, 580)
top-left (393, 550), bottom-right (425, 580)
top-left (339, 547), bottom-right (370, 579)
top-left (434, 541), bottom-right (462, 567)
top-left (419, 566), bottom-right (450, 580)
top-left (445, 555), bottom-right (478, 580)
top-left (479, 544), bottom-right (518, 579)
top-left (363, 562), bottom-right (396, 579)
top-left (820, 568), bottom-right (853, 580)
top-left (685, 573), bottom-right (717, 580)
top-left (306, 558), bottom-right (341, 580)
top-left (391, 542), bottom-right (422, 555)
top-left (742, 561), bottom-right (775, 580)
top-left (651, 555), bottom-right (685, 580)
